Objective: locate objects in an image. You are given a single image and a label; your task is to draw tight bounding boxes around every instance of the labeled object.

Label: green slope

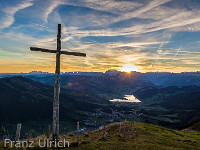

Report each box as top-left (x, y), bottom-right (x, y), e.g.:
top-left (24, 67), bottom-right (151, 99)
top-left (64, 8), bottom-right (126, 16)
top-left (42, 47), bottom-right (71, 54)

top-left (1, 122), bottom-right (199, 150)
top-left (67, 122), bottom-right (200, 150)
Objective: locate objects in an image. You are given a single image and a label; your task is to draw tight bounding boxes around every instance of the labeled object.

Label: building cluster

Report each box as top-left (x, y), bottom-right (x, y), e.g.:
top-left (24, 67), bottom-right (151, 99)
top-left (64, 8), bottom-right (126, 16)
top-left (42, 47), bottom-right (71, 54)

top-left (83, 109), bottom-right (142, 127)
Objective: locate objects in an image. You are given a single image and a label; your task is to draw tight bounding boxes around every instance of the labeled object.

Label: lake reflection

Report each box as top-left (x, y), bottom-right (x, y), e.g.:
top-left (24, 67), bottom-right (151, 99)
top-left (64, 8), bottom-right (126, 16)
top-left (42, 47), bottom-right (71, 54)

top-left (110, 95), bottom-right (141, 103)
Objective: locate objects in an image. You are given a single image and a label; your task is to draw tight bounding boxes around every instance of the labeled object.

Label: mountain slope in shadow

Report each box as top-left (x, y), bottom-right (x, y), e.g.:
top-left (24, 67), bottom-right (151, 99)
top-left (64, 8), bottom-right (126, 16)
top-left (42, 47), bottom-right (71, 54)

top-left (0, 76), bottom-right (108, 134)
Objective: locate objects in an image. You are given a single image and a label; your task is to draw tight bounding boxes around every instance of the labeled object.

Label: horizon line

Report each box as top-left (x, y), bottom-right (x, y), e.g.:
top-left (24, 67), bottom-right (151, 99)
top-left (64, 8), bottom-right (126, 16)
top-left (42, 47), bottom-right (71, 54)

top-left (0, 70), bottom-right (200, 74)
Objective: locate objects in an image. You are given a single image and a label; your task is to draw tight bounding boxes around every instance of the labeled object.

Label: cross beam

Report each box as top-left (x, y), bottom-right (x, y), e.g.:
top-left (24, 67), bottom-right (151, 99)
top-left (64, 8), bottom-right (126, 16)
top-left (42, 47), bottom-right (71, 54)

top-left (30, 47), bottom-right (86, 56)
top-left (30, 24), bottom-right (86, 140)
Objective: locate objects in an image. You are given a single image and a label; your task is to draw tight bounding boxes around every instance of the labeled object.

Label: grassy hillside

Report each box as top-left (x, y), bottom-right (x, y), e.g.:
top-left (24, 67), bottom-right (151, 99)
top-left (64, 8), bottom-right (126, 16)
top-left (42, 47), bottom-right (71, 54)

top-left (66, 122), bottom-right (200, 150)
top-left (184, 122), bottom-right (200, 132)
top-left (1, 122), bottom-right (199, 150)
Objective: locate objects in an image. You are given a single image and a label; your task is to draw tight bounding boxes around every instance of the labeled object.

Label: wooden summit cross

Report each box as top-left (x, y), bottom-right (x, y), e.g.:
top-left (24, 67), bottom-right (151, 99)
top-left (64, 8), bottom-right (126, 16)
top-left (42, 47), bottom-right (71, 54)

top-left (30, 24), bottom-right (86, 140)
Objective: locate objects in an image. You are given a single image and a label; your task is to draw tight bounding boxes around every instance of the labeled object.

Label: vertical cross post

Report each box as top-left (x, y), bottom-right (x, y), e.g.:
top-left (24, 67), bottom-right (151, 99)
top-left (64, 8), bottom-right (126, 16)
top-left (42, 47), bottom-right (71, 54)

top-left (47, 125), bottom-right (50, 139)
top-left (53, 24), bottom-right (61, 140)
top-left (119, 122), bottom-right (121, 137)
top-left (128, 129), bottom-right (130, 140)
top-left (134, 120), bottom-right (137, 132)
top-left (103, 120), bottom-right (106, 139)
top-left (124, 127), bottom-right (126, 139)
top-left (77, 122), bottom-right (79, 146)
top-left (132, 129), bottom-right (134, 139)
top-left (15, 123), bottom-right (22, 141)
top-left (29, 24), bottom-right (86, 141)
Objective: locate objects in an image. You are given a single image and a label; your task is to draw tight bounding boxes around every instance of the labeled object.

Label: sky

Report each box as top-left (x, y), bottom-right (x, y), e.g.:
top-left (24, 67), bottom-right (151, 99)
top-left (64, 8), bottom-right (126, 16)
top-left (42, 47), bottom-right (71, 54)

top-left (0, 0), bottom-right (200, 73)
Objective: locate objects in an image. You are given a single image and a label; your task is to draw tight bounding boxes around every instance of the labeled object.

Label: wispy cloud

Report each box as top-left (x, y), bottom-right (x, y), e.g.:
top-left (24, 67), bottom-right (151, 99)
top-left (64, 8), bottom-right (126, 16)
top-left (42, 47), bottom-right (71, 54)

top-left (157, 33), bottom-right (172, 54)
top-left (0, 0), bottom-right (200, 73)
top-left (43, 0), bottom-right (65, 23)
top-left (57, 0), bottom-right (200, 39)
top-left (172, 45), bottom-right (182, 62)
top-left (0, 0), bottom-right (33, 29)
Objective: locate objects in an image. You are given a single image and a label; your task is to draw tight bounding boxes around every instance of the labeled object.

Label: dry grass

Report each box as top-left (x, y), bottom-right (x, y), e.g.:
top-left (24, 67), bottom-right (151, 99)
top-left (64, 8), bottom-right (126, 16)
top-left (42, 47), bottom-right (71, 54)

top-left (0, 121), bottom-right (200, 150)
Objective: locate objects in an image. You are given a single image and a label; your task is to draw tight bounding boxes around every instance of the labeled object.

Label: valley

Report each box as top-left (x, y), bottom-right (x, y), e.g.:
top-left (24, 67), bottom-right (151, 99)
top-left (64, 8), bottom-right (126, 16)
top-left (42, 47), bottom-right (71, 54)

top-left (0, 71), bottom-right (200, 140)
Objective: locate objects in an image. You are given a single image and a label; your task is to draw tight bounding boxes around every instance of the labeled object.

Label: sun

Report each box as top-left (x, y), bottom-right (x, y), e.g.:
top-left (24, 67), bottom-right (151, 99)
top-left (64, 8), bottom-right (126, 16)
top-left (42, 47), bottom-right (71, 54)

top-left (121, 64), bottom-right (139, 72)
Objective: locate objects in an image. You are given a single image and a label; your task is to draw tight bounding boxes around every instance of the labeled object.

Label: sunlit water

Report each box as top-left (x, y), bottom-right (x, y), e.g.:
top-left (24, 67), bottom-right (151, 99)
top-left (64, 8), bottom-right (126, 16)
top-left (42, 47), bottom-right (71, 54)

top-left (109, 95), bottom-right (141, 103)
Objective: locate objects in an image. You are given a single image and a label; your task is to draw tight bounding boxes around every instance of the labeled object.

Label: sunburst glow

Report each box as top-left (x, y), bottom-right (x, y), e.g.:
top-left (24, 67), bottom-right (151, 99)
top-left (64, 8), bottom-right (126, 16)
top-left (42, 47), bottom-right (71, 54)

top-left (121, 64), bottom-right (139, 72)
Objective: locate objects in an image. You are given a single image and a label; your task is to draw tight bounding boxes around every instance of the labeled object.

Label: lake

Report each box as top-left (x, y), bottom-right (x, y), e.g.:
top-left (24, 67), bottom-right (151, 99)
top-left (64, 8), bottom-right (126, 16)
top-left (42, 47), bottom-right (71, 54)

top-left (109, 95), bottom-right (141, 103)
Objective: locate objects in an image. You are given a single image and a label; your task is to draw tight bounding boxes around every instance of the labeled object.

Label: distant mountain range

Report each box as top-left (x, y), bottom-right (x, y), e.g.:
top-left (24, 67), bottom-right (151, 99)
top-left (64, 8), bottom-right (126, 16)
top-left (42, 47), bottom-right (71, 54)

top-left (1, 71), bottom-right (200, 87)
top-left (25, 72), bottom-right (153, 99)
top-left (142, 72), bottom-right (200, 87)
